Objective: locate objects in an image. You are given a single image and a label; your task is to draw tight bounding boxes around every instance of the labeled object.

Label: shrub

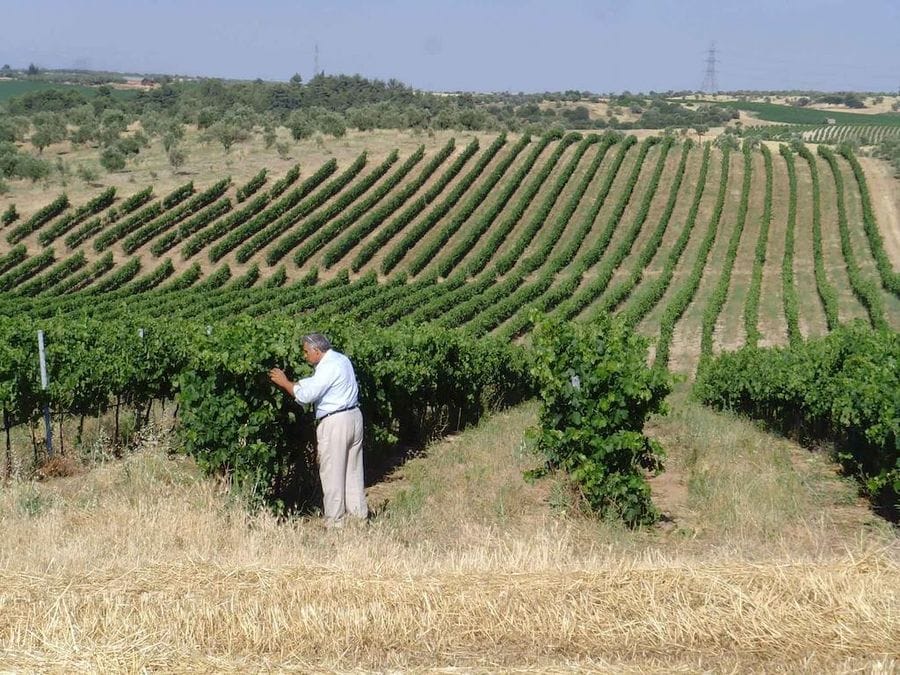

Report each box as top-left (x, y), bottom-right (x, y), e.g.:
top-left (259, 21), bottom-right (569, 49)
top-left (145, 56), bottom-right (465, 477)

top-left (529, 314), bottom-right (671, 526)
top-left (695, 322), bottom-right (899, 519)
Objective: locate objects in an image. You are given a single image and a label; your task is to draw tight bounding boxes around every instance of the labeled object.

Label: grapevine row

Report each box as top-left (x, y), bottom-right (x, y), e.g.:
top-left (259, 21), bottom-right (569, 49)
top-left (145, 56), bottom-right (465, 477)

top-left (698, 143), bottom-right (753, 371)
top-left (838, 146), bottom-right (900, 297)
top-left (236, 169), bottom-right (267, 202)
top-left (150, 199), bottom-right (233, 257)
top-left (433, 132), bottom-right (555, 278)
top-left (350, 138), bottom-right (478, 272)
top-left (0, 248), bottom-right (55, 291)
top-left (548, 136), bottom-right (656, 320)
top-left (15, 252), bottom-right (87, 296)
top-left (122, 178), bottom-right (231, 254)
top-left (461, 130), bottom-right (584, 278)
top-left (207, 158), bottom-right (339, 263)
top-left (323, 139), bottom-right (456, 268)
top-left (467, 135), bottom-right (631, 335)
top-left (743, 143), bottom-right (773, 349)
top-left (795, 144), bottom-right (840, 329)
top-left (380, 134), bottom-right (507, 275)
top-left (817, 145), bottom-right (887, 329)
top-left (779, 145), bottom-right (801, 346)
top-left (598, 138), bottom-right (692, 316)
top-left (38, 187), bottom-right (116, 246)
top-left (50, 252), bottom-right (114, 295)
top-left (234, 154), bottom-right (372, 264)
top-left (289, 148), bottom-right (426, 268)
top-left (574, 135), bottom-right (677, 316)
top-left (408, 134), bottom-right (532, 276)
top-left (180, 192), bottom-right (270, 259)
top-left (6, 194), bottom-right (69, 244)
top-left (654, 146), bottom-right (731, 370)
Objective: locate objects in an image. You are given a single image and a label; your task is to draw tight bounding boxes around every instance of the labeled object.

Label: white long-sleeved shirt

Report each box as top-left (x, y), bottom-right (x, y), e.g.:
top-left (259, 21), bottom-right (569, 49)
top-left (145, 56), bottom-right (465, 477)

top-left (292, 349), bottom-right (359, 419)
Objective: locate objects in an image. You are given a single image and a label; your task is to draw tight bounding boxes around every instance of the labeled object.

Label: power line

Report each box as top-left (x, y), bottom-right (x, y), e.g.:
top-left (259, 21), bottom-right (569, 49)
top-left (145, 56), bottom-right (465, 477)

top-left (701, 41), bottom-right (718, 93)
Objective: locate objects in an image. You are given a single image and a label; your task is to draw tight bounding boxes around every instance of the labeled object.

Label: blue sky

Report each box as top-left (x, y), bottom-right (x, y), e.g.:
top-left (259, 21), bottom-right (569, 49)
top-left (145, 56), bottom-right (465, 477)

top-left (2, 0), bottom-right (898, 92)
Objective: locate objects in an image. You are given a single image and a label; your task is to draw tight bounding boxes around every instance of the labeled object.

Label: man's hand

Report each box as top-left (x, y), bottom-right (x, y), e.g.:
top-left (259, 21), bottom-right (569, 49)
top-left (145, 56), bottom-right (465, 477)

top-left (269, 367), bottom-right (294, 395)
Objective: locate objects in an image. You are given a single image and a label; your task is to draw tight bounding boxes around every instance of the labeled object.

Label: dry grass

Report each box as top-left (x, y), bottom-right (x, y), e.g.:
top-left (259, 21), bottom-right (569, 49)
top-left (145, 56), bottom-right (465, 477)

top-left (0, 393), bottom-right (897, 672)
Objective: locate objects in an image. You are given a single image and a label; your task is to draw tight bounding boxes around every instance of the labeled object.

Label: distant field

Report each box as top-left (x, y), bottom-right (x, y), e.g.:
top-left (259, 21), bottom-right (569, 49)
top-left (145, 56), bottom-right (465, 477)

top-left (706, 100), bottom-right (900, 126)
top-left (0, 79), bottom-right (135, 103)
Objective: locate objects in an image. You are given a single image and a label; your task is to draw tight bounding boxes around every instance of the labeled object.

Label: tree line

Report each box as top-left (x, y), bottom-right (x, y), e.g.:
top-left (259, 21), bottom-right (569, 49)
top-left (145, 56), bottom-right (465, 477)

top-left (0, 72), bottom-right (741, 185)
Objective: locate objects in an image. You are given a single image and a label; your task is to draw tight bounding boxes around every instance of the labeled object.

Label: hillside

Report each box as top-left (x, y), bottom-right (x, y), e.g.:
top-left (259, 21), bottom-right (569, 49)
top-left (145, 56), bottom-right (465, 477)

top-left (1, 127), bottom-right (898, 374)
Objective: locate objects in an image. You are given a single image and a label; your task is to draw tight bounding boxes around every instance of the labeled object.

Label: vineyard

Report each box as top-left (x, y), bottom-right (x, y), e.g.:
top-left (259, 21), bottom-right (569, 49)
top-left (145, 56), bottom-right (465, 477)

top-left (802, 124), bottom-right (900, 144)
top-left (1, 57), bottom-right (899, 672)
top-left (2, 131), bottom-right (898, 357)
top-left (1, 129), bottom-right (898, 502)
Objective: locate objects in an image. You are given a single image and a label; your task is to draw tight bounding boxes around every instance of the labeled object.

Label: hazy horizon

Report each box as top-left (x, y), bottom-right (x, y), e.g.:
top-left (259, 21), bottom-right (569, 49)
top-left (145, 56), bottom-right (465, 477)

top-left (2, 0), bottom-right (898, 94)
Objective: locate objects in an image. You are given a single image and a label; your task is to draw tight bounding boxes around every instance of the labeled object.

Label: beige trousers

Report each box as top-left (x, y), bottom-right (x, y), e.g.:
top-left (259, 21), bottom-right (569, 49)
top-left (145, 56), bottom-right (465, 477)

top-left (316, 408), bottom-right (367, 524)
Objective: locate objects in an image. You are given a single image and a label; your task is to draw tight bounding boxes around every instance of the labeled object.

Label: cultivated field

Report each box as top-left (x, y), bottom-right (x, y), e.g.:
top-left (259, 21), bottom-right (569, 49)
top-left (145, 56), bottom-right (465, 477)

top-left (1, 125), bottom-right (898, 672)
top-left (2, 126), bottom-right (898, 374)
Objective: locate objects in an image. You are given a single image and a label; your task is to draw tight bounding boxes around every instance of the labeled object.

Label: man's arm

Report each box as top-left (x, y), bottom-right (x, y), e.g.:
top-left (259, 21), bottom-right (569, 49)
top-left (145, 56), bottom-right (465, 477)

top-left (270, 365), bottom-right (333, 405)
top-left (269, 368), bottom-right (296, 397)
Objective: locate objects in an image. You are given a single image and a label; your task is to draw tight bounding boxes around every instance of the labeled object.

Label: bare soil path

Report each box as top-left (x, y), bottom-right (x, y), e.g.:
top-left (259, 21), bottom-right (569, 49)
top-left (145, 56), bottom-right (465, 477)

top-left (858, 156), bottom-right (900, 269)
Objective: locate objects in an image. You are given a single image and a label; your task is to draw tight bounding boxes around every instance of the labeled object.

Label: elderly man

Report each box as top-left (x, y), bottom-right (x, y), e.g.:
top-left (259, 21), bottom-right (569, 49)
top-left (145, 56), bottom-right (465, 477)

top-left (269, 333), bottom-right (367, 526)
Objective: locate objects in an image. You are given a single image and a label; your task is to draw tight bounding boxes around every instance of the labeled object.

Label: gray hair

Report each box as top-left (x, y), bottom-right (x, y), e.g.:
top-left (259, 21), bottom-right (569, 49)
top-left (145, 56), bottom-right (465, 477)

top-left (303, 332), bottom-right (331, 352)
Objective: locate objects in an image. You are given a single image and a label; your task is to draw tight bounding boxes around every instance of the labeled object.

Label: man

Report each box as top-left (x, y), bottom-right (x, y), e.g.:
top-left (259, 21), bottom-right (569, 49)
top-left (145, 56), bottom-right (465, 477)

top-left (269, 333), bottom-right (367, 527)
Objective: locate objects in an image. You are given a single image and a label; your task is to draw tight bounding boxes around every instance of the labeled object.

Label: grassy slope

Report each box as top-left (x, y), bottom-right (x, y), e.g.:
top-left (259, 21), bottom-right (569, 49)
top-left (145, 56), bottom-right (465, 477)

top-left (0, 388), bottom-right (896, 671)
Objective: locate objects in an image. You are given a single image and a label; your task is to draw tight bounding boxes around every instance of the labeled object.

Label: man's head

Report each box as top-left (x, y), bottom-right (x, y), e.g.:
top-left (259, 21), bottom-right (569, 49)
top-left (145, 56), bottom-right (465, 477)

top-left (302, 333), bottom-right (331, 365)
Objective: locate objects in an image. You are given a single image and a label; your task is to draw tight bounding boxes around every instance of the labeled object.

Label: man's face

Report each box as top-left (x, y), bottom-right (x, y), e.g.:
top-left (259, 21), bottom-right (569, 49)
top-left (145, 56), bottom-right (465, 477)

top-left (303, 343), bottom-right (323, 365)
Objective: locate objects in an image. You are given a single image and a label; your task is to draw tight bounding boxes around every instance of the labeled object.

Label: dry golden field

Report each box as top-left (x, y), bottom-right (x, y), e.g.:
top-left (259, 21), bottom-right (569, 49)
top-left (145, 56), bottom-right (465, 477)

top-left (0, 390), bottom-right (897, 672)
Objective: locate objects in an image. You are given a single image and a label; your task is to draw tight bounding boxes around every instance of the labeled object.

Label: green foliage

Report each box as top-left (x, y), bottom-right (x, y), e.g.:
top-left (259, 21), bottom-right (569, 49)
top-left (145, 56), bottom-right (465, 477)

top-left (30, 111), bottom-right (67, 152)
top-left (795, 143), bottom-right (839, 329)
top-left (529, 315), bottom-right (670, 527)
top-left (654, 145), bottom-right (730, 369)
top-left (99, 146), bottom-right (125, 172)
top-left (698, 143), bottom-right (752, 372)
top-left (872, 136), bottom-right (900, 177)
top-left (0, 142), bottom-right (51, 181)
top-left (176, 318), bottom-right (532, 510)
top-left (838, 144), bottom-right (900, 296)
top-left (236, 168), bottom-right (267, 202)
top-left (167, 145), bottom-right (186, 171)
top-left (710, 99), bottom-right (900, 126)
top-left (2, 203), bottom-right (19, 226)
top-left (817, 145), bottom-right (887, 329)
top-left (639, 99), bottom-right (736, 129)
top-left (695, 322), bottom-right (899, 518)
top-left (6, 193), bottom-right (68, 244)
top-left (779, 145), bottom-right (801, 346)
